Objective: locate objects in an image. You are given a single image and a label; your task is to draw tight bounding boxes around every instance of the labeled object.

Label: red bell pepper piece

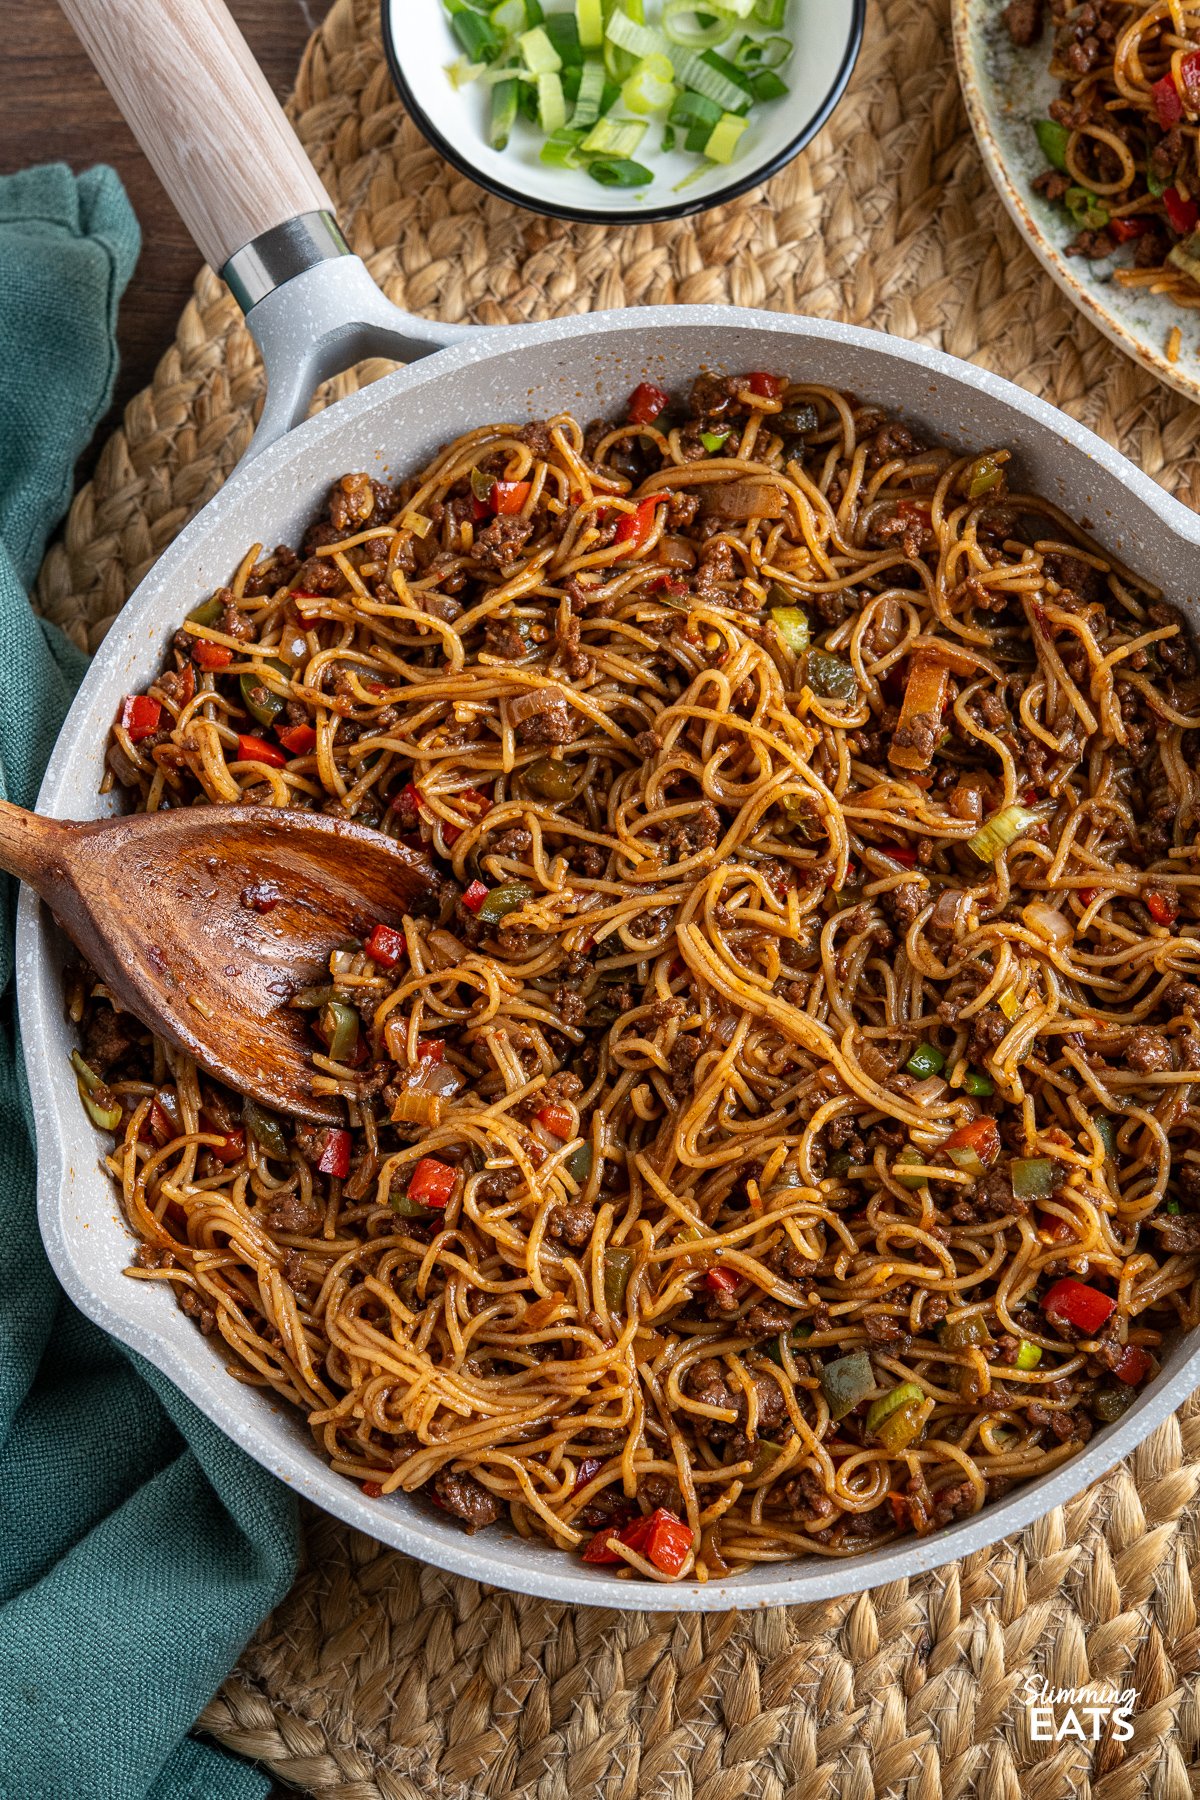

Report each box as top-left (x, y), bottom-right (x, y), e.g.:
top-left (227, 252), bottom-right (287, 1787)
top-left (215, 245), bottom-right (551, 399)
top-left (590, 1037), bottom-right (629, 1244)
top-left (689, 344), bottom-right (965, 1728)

top-left (572, 1455), bottom-right (605, 1495)
top-left (208, 1127), bottom-right (246, 1166)
top-left (361, 1481), bottom-right (384, 1498)
top-left (461, 880), bottom-right (489, 913)
top-left (582, 1527), bottom-right (625, 1564)
top-left (1153, 71), bottom-right (1184, 129)
top-left (628, 381), bottom-right (670, 424)
top-left (318, 1128), bottom-right (352, 1179)
top-left (1179, 49), bottom-right (1200, 112)
top-left (1146, 888), bottom-right (1179, 926)
top-left (458, 786), bottom-right (492, 817)
top-left (364, 922), bottom-right (406, 967)
top-left (639, 1508), bottom-right (695, 1577)
top-left (886, 844), bottom-right (917, 867)
top-left (1043, 1278), bottom-right (1115, 1335)
top-left (236, 733), bottom-right (288, 768)
top-left (1108, 217), bottom-right (1149, 243)
top-left (192, 640), bottom-right (233, 670)
top-left (399, 781), bottom-right (427, 815)
top-left (277, 722), bottom-right (316, 754)
top-left (537, 1102), bottom-right (573, 1140)
top-left (705, 1267), bottom-right (740, 1293)
top-left (1078, 888), bottom-right (1098, 907)
top-left (942, 1117), bottom-right (1001, 1170)
top-left (613, 496), bottom-right (662, 557)
top-left (408, 1156), bottom-right (457, 1207)
top-left (1163, 187), bottom-right (1198, 234)
top-left (1113, 1344), bottom-right (1153, 1385)
top-left (416, 1038), bottom-right (444, 1063)
top-left (650, 575), bottom-right (688, 598)
top-left (1037, 1210), bottom-right (1075, 1243)
top-left (491, 480), bottom-right (531, 516)
top-left (120, 694), bottom-right (162, 742)
top-left (747, 371), bottom-right (786, 398)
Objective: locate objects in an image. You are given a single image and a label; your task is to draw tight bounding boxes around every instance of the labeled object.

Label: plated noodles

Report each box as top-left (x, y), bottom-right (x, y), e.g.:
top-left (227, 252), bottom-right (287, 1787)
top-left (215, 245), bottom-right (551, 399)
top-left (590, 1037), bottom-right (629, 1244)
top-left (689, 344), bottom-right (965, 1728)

top-left (72, 369), bottom-right (1200, 1582)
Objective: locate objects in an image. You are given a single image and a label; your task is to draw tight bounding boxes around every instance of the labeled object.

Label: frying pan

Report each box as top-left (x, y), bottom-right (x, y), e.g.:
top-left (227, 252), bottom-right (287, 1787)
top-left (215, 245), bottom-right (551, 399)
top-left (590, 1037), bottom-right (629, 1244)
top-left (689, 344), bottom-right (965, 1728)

top-left (21, 0), bottom-right (1200, 1611)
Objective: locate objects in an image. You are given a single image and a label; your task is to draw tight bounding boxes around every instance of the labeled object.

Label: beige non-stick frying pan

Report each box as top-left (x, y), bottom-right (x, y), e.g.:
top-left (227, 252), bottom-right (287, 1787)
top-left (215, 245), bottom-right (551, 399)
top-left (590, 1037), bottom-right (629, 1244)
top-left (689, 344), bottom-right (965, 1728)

top-left (22, 0), bottom-right (1200, 1610)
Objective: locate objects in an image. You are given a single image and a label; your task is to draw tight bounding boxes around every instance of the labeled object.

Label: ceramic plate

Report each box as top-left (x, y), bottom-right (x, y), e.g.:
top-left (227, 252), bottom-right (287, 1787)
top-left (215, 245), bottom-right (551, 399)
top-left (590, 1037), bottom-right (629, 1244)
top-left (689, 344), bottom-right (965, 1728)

top-left (382, 0), bottom-right (865, 224)
top-left (952, 0), bottom-right (1200, 407)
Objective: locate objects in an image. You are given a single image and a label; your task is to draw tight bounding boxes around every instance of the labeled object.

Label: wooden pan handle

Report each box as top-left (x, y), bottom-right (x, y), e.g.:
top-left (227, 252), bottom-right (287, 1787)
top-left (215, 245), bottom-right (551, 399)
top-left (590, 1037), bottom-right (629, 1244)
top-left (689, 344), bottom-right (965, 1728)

top-left (56, 0), bottom-right (334, 272)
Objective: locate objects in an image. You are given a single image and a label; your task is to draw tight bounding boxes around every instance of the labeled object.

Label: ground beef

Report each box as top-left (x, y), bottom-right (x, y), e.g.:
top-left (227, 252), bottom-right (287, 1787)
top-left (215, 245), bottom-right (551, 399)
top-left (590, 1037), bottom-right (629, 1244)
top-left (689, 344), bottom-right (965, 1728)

top-left (1042, 551), bottom-right (1106, 605)
top-left (694, 538), bottom-right (736, 599)
top-left (666, 490), bottom-right (700, 529)
top-left (669, 1033), bottom-right (702, 1096)
top-left (966, 1008), bottom-right (1008, 1062)
top-left (1125, 1028), bottom-right (1172, 1073)
top-left (778, 1467), bottom-right (835, 1522)
top-left (328, 472), bottom-right (377, 534)
top-left (862, 1313), bottom-right (912, 1351)
top-left (682, 1358), bottom-right (786, 1443)
top-left (689, 374), bottom-right (741, 419)
top-left (881, 881), bottom-right (927, 930)
top-left (1148, 602), bottom-right (1196, 677)
top-left (547, 1203), bottom-right (595, 1248)
top-left (515, 688), bottom-right (581, 745)
top-left (742, 1300), bottom-right (794, 1339)
top-left (552, 985), bottom-right (587, 1029)
top-left (219, 598), bottom-right (255, 642)
top-left (82, 1003), bottom-right (140, 1073)
top-left (260, 1191), bottom-right (323, 1235)
top-left (974, 1160), bottom-right (1030, 1220)
top-left (433, 1469), bottom-right (501, 1532)
top-left (475, 515), bottom-right (535, 572)
top-left (1165, 978), bottom-right (1200, 1014)
top-left (665, 800), bottom-right (722, 861)
top-left (930, 1480), bottom-right (977, 1527)
top-left (518, 420), bottom-right (556, 457)
top-left (490, 825), bottom-right (533, 859)
top-left (1150, 1212), bottom-right (1200, 1253)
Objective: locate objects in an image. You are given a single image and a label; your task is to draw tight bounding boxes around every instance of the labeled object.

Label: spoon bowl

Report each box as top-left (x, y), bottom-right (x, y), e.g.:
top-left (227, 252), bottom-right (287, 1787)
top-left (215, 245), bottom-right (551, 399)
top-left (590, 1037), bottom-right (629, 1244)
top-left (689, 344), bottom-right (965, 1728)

top-left (0, 800), bottom-right (437, 1121)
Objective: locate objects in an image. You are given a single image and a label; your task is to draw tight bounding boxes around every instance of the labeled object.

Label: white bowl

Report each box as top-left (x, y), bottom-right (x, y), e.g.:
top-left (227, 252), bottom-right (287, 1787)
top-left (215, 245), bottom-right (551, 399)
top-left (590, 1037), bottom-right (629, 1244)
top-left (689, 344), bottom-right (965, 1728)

top-left (382, 0), bottom-right (865, 222)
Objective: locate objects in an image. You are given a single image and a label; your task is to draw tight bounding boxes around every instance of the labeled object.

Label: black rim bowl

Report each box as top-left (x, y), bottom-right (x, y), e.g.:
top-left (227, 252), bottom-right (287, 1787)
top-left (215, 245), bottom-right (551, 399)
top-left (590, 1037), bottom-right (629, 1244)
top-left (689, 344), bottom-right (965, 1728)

top-left (381, 0), bottom-right (867, 226)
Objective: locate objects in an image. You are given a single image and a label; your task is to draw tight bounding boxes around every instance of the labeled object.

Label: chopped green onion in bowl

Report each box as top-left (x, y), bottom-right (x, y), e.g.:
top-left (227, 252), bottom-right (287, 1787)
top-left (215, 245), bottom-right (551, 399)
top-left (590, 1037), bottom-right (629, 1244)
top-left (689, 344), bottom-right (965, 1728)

top-left (435, 0), bottom-right (798, 196)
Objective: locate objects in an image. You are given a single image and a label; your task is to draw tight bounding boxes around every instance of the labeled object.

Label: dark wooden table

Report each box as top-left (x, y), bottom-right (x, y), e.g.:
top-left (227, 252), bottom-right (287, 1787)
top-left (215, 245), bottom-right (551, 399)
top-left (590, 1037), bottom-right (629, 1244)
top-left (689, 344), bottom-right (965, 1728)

top-left (0, 1), bottom-right (333, 479)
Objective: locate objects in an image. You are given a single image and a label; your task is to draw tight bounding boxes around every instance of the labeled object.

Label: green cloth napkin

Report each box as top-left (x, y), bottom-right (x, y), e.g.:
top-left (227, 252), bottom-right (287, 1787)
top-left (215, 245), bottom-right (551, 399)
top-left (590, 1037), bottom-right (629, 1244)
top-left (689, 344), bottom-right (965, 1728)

top-left (0, 165), bottom-right (299, 1800)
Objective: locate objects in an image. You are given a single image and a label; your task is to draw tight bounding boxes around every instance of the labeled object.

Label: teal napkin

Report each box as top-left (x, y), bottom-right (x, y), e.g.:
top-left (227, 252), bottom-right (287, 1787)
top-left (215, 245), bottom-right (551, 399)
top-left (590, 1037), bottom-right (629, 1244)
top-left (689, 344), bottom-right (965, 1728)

top-left (0, 165), bottom-right (299, 1800)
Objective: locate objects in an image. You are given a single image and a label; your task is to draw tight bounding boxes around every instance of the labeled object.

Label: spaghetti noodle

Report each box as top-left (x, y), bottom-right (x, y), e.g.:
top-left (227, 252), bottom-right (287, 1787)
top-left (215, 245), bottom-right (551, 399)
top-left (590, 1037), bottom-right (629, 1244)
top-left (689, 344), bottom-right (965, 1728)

top-left (72, 369), bottom-right (1200, 1582)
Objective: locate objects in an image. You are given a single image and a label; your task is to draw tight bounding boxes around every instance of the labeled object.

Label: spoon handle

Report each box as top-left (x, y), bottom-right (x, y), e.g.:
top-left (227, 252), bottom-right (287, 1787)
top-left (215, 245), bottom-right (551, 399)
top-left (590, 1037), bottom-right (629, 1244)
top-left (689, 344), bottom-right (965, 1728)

top-left (0, 800), bottom-right (77, 898)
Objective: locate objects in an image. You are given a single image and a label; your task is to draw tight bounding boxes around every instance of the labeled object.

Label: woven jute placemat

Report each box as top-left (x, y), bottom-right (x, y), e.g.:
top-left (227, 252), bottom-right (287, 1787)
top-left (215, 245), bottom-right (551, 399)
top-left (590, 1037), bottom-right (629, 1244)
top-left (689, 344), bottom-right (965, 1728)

top-left (35, 0), bottom-right (1200, 1790)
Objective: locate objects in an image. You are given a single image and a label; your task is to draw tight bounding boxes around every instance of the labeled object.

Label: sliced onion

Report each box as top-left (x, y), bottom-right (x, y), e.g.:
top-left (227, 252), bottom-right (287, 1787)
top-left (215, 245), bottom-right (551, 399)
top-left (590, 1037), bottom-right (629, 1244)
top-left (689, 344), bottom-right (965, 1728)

top-left (658, 534), bottom-right (697, 568)
top-left (511, 685), bottom-right (569, 724)
top-left (1021, 902), bottom-right (1073, 948)
top-left (698, 479), bottom-right (786, 522)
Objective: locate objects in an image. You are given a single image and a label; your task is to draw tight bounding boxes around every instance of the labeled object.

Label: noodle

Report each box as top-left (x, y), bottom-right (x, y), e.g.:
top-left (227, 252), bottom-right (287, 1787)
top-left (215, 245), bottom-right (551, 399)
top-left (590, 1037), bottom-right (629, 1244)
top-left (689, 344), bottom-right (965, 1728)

top-left (71, 369), bottom-right (1200, 1583)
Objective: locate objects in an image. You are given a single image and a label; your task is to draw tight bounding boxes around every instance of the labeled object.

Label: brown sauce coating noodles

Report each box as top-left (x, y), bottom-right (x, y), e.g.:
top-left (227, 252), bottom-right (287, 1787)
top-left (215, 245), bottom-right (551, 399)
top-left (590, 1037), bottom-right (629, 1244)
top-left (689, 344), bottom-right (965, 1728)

top-left (73, 369), bottom-right (1200, 1582)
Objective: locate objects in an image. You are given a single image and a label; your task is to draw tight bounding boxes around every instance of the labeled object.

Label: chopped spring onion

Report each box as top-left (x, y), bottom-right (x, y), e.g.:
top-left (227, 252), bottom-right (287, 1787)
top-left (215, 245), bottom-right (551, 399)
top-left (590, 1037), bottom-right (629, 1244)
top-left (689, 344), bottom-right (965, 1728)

top-left (572, 55), bottom-right (607, 124)
top-left (1016, 1340), bottom-right (1043, 1370)
top-left (71, 1050), bottom-right (123, 1133)
top-left (520, 23), bottom-right (562, 69)
top-left (581, 115), bottom-right (647, 155)
top-left (865, 1380), bottom-right (925, 1439)
top-left (770, 604), bottom-right (810, 655)
top-left (540, 125), bottom-right (586, 164)
top-left (962, 1070), bottom-right (993, 1097)
top-left (1034, 117), bottom-right (1070, 172)
top-left (893, 1148), bottom-right (929, 1190)
top-left (446, 0), bottom-right (791, 188)
top-left (544, 11), bottom-right (583, 61)
top-left (705, 111), bottom-right (748, 162)
top-left (622, 52), bottom-right (677, 113)
top-left (491, 0), bottom-right (531, 32)
top-left (662, 0), bottom-right (737, 48)
top-left (490, 75), bottom-right (520, 146)
top-left (452, 8), bottom-right (506, 60)
top-left (700, 427), bottom-right (729, 452)
top-left (538, 69), bottom-right (567, 129)
top-left (589, 157), bottom-right (654, 185)
top-left (997, 985), bottom-right (1021, 1021)
top-left (1094, 1114), bottom-right (1118, 1157)
top-left (733, 30), bottom-right (790, 67)
top-left (967, 803), bottom-right (1041, 864)
top-left (576, 0), bottom-right (603, 45)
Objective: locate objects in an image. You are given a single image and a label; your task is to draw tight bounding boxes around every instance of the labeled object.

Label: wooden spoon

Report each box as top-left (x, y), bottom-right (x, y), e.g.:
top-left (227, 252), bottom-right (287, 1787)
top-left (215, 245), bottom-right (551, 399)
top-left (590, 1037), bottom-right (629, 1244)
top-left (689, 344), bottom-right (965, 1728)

top-left (1, 800), bottom-right (439, 1124)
